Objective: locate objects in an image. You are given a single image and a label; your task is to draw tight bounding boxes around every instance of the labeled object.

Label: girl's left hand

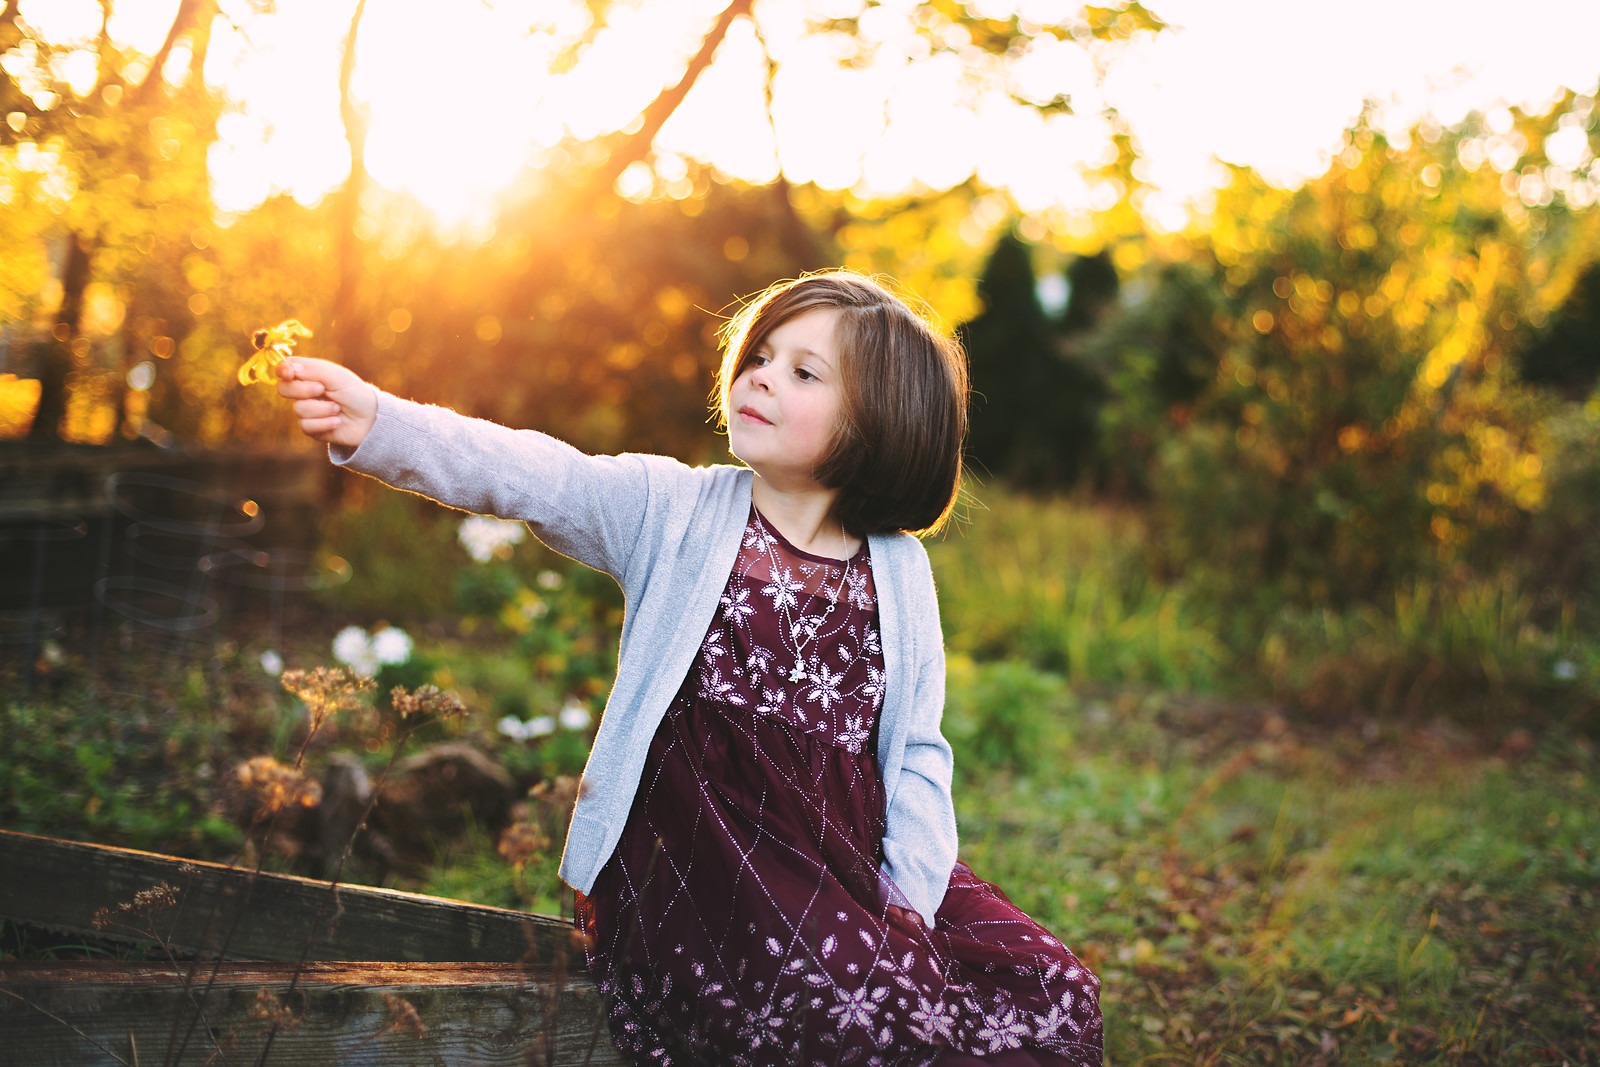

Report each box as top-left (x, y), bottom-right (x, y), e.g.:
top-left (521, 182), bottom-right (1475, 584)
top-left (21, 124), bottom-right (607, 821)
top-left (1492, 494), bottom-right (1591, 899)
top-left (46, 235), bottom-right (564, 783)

top-left (886, 904), bottom-right (927, 936)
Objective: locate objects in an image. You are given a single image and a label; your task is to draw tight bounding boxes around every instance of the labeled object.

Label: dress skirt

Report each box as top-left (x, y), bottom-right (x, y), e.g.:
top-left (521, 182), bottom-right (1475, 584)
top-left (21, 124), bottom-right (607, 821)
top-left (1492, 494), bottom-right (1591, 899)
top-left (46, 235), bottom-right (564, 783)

top-left (576, 512), bottom-right (1102, 1066)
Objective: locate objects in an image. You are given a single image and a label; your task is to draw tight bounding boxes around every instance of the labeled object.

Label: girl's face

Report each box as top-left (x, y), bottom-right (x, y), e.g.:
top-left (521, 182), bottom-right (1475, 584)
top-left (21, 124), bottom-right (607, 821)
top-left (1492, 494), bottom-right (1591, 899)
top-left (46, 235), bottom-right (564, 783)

top-left (727, 306), bottom-right (845, 493)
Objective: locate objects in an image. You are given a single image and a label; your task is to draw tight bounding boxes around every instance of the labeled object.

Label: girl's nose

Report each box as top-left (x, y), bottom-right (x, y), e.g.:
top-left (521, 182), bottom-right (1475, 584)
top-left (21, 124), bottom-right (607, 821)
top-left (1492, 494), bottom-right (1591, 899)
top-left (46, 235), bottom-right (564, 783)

top-left (746, 362), bottom-right (773, 391)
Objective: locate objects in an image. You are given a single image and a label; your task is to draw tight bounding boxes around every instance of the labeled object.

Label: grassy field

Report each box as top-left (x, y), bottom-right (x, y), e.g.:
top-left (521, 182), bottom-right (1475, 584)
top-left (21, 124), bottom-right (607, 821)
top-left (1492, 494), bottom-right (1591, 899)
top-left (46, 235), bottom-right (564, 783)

top-left (948, 679), bottom-right (1599, 1064)
top-left (2, 491), bottom-right (1596, 1064)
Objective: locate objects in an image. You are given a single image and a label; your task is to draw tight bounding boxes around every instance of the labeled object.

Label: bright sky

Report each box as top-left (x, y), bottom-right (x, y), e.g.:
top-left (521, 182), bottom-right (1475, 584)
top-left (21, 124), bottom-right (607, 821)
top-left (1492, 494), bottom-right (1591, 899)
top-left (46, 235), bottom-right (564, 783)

top-left (19, 0), bottom-right (1600, 233)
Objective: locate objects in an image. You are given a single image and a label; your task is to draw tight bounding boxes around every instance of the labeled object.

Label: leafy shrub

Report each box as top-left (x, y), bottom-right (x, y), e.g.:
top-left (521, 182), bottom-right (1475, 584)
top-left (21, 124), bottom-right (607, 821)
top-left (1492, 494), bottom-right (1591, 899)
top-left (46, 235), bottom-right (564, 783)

top-left (1, 697), bottom-right (241, 854)
top-left (943, 655), bottom-right (1073, 781)
top-left (1087, 104), bottom-right (1600, 621)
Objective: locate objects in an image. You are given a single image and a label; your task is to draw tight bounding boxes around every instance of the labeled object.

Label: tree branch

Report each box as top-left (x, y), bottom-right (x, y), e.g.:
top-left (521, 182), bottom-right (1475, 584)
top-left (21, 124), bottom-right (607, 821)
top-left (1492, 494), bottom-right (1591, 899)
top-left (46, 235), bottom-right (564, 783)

top-left (592, 0), bottom-right (754, 195)
top-left (330, 0), bottom-right (371, 372)
top-left (128, 0), bottom-right (205, 107)
top-left (749, 8), bottom-right (827, 269)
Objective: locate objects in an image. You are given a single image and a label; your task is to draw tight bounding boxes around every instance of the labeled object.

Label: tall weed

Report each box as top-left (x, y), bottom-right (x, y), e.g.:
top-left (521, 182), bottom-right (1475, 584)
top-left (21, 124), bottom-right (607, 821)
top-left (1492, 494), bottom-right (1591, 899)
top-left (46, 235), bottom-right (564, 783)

top-left (1260, 573), bottom-right (1597, 724)
top-left (929, 491), bottom-right (1227, 692)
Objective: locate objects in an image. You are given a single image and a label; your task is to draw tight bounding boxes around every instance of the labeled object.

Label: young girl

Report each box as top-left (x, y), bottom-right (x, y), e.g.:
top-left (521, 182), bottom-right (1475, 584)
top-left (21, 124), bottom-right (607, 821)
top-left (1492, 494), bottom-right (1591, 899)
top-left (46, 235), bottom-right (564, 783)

top-left (275, 271), bottom-right (1102, 1066)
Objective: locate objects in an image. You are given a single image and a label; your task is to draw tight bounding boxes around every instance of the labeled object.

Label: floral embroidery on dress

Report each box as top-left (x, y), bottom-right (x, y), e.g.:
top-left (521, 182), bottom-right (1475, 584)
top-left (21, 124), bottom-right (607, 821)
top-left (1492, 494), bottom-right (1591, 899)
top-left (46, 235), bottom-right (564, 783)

top-left (698, 509), bottom-right (877, 751)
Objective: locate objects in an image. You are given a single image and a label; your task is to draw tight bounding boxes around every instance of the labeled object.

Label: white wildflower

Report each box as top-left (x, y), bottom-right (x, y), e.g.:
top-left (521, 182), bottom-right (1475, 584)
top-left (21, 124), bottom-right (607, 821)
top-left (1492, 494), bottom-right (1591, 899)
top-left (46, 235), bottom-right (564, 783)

top-left (371, 626), bottom-right (413, 666)
top-left (558, 699), bottom-right (593, 731)
top-left (332, 625), bottom-right (377, 676)
top-left (259, 649), bottom-right (284, 676)
top-left (1553, 658), bottom-right (1578, 681)
top-left (457, 515), bottom-right (526, 563)
top-left (536, 569), bottom-right (563, 590)
top-left (498, 714), bottom-right (557, 742)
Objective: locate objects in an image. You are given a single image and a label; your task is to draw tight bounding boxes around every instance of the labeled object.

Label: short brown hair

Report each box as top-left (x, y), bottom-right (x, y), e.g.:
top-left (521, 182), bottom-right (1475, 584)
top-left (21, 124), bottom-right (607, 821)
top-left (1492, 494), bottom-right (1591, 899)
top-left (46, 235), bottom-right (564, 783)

top-left (713, 270), bottom-right (968, 537)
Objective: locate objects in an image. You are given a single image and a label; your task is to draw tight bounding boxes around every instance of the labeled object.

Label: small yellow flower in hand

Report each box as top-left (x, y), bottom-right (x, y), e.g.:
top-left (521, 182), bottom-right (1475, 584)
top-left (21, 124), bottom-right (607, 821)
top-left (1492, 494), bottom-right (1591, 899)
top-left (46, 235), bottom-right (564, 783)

top-left (238, 319), bottom-right (313, 386)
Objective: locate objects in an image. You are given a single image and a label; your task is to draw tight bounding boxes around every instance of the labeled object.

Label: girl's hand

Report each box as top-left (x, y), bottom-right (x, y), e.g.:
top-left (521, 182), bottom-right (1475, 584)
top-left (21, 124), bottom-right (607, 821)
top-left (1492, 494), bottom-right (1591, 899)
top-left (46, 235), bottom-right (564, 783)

top-left (886, 904), bottom-right (927, 936)
top-left (275, 357), bottom-right (377, 449)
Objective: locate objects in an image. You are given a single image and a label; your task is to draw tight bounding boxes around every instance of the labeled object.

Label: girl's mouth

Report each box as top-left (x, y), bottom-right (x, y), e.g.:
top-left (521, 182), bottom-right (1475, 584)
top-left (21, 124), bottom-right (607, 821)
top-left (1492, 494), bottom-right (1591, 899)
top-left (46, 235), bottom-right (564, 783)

top-left (738, 406), bottom-right (771, 425)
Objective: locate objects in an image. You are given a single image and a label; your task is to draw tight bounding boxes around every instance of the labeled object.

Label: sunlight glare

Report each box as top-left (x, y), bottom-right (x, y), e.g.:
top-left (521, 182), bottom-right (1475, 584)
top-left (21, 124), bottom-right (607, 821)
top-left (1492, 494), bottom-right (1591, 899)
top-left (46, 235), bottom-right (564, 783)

top-left (57, 49), bottom-right (99, 96)
top-left (1105, 0), bottom-right (1600, 212)
top-left (205, 1), bottom-right (351, 213)
top-left (356, 0), bottom-right (555, 230)
top-left (107, 0), bottom-right (181, 54)
top-left (23, 0), bottom-right (1600, 234)
top-left (868, 52), bottom-right (977, 193)
top-left (554, 0), bottom-right (729, 142)
top-left (16, 0), bottom-right (100, 42)
top-left (769, 39), bottom-right (886, 190)
top-left (658, 17), bottom-right (778, 184)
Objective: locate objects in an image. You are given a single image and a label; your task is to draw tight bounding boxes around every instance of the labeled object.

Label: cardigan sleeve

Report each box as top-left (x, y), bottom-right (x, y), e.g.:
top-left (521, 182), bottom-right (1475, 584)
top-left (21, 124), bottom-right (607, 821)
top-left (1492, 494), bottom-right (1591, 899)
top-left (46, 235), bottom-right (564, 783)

top-left (330, 390), bottom-right (651, 580)
top-left (878, 558), bottom-right (959, 928)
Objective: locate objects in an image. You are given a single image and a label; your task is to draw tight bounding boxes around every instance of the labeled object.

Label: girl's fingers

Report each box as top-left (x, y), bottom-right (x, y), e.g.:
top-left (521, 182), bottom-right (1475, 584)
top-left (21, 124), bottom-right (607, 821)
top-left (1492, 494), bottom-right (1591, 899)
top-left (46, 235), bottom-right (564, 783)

top-left (292, 398), bottom-right (341, 420)
top-left (277, 378), bottom-right (326, 400)
top-left (278, 357), bottom-right (338, 388)
top-left (299, 415), bottom-right (344, 438)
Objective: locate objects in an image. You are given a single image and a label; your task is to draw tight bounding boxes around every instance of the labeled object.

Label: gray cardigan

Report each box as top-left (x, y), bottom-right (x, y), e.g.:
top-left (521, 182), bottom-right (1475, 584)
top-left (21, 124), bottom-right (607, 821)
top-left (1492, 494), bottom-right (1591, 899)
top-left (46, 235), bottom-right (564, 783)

top-left (334, 391), bottom-right (958, 924)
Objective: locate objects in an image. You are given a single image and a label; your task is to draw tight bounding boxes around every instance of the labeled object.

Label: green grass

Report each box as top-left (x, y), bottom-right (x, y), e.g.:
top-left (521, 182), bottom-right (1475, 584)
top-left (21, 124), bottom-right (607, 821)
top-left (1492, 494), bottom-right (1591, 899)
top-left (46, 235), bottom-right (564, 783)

top-left (950, 688), bottom-right (1600, 1065)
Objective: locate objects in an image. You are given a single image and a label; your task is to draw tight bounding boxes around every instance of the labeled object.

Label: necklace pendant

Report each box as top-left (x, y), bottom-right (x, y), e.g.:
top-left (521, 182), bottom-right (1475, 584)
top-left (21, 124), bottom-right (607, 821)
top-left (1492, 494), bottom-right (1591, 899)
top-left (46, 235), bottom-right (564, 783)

top-left (787, 662), bottom-right (806, 684)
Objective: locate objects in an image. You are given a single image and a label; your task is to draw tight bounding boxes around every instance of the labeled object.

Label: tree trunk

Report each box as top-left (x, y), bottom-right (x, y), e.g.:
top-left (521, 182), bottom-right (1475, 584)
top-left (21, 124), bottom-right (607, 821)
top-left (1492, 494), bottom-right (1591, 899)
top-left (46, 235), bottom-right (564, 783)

top-left (127, 0), bottom-right (208, 107)
top-left (28, 234), bottom-right (95, 441)
top-left (24, 0), bottom-right (213, 442)
top-left (329, 0), bottom-right (371, 377)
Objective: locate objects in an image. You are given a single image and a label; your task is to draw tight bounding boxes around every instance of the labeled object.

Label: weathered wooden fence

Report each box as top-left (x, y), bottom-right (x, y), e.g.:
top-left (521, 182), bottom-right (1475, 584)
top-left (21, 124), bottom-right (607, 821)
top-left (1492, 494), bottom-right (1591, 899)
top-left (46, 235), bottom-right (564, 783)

top-left (0, 830), bottom-right (622, 1066)
top-left (0, 443), bottom-right (325, 612)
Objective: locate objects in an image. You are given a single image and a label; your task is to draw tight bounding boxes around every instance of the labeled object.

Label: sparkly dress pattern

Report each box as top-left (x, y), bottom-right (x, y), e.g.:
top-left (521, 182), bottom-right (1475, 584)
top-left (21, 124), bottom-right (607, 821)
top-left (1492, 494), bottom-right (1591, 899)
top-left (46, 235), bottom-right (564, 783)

top-left (578, 511), bottom-right (1102, 1066)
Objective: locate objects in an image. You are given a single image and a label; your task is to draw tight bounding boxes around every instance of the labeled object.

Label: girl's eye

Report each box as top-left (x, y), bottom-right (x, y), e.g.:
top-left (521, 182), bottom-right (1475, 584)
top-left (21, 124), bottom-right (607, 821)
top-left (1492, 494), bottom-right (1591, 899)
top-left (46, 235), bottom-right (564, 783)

top-left (795, 367), bottom-right (817, 382)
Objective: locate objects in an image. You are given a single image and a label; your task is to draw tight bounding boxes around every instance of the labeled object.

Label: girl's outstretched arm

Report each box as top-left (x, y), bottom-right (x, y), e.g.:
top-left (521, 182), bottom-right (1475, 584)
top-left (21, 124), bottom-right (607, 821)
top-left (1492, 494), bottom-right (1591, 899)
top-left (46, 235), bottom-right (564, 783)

top-left (275, 357), bottom-right (377, 449)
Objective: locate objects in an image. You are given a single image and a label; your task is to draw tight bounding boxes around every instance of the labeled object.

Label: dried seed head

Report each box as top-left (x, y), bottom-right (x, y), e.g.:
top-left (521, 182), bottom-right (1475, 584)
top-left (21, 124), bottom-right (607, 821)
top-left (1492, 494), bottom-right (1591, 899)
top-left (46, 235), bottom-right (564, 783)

top-left (252, 989), bottom-right (302, 1029)
top-left (232, 755), bottom-right (322, 817)
top-left (496, 820), bottom-right (550, 871)
top-left (389, 684), bottom-right (468, 721)
top-left (281, 665), bottom-right (375, 731)
top-left (91, 881), bottom-right (180, 930)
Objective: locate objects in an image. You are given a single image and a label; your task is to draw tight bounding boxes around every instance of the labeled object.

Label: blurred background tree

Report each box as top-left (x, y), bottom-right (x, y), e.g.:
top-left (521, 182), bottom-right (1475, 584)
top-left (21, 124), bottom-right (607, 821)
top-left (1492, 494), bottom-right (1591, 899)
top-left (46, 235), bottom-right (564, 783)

top-left (2, 0), bottom-right (219, 444)
top-left (3, 0), bottom-right (1599, 723)
top-left (1, 0), bottom-right (1161, 449)
top-left (961, 232), bottom-right (1107, 488)
top-left (1096, 100), bottom-right (1600, 622)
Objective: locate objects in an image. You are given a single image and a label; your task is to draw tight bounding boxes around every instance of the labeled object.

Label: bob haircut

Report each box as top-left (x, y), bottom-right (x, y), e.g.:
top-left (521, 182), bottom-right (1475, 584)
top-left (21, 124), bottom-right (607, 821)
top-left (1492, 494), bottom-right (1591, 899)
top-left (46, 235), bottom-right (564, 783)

top-left (713, 270), bottom-right (969, 537)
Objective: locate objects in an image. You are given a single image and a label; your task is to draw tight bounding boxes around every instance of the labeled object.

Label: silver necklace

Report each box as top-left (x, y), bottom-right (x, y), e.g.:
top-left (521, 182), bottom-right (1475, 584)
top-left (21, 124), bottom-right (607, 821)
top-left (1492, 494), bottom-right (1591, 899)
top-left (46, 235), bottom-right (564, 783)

top-left (755, 511), bottom-right (851, 684)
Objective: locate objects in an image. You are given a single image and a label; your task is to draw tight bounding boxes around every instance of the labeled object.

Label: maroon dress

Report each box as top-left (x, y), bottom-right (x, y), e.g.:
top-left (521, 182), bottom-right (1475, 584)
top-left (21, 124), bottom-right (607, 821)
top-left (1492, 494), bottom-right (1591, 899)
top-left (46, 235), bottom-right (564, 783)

top-left (577, 511), bottom-right (1103, 1066)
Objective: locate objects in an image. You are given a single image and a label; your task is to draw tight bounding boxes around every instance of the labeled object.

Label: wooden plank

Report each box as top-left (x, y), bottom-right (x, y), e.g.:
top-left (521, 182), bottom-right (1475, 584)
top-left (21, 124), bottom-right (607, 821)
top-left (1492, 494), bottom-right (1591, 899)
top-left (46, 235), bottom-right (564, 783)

top-left (0, 443), bottom-right (324, 612)
top-left (0, 830), bottom-right (572, 965)
top-left (0, 961), bottom-right (623, 1066)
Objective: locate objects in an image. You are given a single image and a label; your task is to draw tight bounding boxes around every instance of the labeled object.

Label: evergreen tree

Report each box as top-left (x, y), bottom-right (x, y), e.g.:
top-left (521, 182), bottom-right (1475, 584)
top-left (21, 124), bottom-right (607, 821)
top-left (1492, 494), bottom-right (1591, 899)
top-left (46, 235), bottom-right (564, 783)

top-left (961, 234), bottom-right (1106, 488)
top-left (1520, 262), bottom-right (1600, 399)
